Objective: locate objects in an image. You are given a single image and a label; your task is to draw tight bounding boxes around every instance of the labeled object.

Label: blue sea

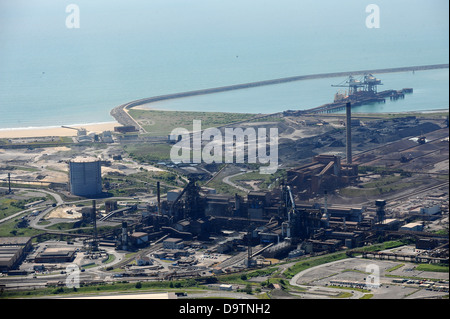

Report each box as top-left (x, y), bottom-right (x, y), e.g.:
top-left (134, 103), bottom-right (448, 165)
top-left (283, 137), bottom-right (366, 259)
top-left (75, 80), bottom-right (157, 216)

top-left (0, 0), bottom-right (448, 129)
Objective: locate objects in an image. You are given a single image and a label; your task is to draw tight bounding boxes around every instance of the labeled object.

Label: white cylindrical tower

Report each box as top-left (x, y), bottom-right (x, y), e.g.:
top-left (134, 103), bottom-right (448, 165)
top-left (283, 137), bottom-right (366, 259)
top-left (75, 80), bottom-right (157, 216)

top-left (69, 157), bottom-right (102, 196)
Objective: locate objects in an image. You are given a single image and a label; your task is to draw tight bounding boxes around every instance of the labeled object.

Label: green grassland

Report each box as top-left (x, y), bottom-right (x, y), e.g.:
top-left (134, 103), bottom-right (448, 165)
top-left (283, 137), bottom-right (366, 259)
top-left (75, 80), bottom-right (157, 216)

top-left (104, 168), bottom-right (186, 197)
top-left (229, 170), bottom-right (286, 192)
top-left (122, 143), bottom-right (173, 163)
top-left (415, 263), bottom-right (449, 273)
top-left (128, 109), bottom-right (259, 136)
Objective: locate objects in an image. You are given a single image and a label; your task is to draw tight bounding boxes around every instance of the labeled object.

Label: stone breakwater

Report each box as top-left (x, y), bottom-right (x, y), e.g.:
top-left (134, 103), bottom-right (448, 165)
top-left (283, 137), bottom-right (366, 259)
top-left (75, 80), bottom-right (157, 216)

top-left (110, 63), bottom-right (449, 127)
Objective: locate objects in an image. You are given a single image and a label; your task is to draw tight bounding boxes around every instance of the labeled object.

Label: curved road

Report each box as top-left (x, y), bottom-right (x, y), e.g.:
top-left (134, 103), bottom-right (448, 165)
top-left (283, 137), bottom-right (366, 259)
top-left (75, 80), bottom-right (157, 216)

top-left (288, 257), bottom-right (366, 299)
top-left (222, 171), bottom-right (253, 194)
top-left (0, 187), bottom-right (63, 226)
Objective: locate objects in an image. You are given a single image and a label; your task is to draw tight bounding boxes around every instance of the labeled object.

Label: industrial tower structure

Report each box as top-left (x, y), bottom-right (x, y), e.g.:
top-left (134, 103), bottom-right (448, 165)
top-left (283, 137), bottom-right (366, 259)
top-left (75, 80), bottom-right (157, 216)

top-left (332, 73), bottom-right (383, 96)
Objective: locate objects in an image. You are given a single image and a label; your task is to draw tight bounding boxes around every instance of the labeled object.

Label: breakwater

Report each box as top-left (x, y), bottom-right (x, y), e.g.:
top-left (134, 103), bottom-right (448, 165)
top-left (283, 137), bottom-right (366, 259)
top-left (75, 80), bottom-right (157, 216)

top-left (110, 63), bottom-right (449, 127)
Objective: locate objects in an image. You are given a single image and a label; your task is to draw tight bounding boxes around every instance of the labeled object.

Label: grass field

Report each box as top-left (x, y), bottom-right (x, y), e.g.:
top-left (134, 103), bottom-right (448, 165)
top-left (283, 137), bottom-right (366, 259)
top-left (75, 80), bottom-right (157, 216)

top-left (128, 109), bottom-right (258, 136)
top-left (123, 143), bottom-right (173, 163)
top-left (415, 263), bottom-right (449, 273)
top-left (229, 170), bottom-right (286, 192)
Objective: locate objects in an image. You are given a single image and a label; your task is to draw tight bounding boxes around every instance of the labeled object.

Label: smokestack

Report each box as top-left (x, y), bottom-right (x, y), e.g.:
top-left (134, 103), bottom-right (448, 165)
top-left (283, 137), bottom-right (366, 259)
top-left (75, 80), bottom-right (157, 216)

top-left (7, 173), bottom-right (11, 194)
top-left (122, 221), bottom-right (128, 250)
top-left (346, 102), bottom-right (352, 164)
top-left (235, 193), bottom-right (240, 212)
top-left (157, 181), bottom-right (161, 214)
top-left (323, 190), bottom-right (329, 227)
top-left (321, 190), bottom-right (330, 228)
top-left (92, 200), bottom-right (98, 251)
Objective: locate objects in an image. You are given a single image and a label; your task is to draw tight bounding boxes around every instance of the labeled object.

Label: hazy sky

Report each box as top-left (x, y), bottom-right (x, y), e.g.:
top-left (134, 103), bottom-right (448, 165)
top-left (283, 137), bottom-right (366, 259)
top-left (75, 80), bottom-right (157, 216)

top-left (1, 0), bottom-right (448, 40)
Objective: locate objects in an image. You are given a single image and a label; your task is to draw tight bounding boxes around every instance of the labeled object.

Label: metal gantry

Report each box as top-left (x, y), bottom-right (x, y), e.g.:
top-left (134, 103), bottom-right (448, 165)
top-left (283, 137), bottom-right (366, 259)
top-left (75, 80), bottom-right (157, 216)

top-left (332, 73), bottom-right (382, 95)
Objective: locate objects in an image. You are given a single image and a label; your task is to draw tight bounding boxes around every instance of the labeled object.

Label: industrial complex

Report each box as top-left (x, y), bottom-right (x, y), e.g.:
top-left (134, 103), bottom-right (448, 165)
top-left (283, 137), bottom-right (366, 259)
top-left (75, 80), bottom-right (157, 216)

top-left (0, 70), bottom-right (448, 299)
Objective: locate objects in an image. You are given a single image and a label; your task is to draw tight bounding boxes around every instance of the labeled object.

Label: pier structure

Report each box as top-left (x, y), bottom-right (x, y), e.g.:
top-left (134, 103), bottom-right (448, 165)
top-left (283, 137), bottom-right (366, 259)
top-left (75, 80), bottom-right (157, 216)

top-left (302, 87), bottom-right (415, 114)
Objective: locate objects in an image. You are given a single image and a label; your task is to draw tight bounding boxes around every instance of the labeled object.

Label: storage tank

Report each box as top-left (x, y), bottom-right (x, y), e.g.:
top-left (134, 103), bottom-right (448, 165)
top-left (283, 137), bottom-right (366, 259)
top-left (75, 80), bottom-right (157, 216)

top-left (69, 157), bottom-right (102, 196)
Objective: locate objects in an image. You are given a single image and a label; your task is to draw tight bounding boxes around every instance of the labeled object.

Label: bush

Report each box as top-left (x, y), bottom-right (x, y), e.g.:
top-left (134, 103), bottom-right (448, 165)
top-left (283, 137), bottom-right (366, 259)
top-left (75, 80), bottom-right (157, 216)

top-left (244, 284), bottom-right (252, 294)
top-left (52, 287), bottom-right (65, 294)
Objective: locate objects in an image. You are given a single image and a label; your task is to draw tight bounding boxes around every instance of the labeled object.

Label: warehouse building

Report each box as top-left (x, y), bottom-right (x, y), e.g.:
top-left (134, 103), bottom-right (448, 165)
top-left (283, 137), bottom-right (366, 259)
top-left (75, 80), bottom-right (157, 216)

top-left (400, 222), bottom-right (424, 232)
top-left (130, 232), bottom-right (149, 247)
top-left (0, 237), bottom-right (32, 271)
top-left (34, 247), bottom-right (77, 263)
top-left (163, 238), bottom-right (184, 250)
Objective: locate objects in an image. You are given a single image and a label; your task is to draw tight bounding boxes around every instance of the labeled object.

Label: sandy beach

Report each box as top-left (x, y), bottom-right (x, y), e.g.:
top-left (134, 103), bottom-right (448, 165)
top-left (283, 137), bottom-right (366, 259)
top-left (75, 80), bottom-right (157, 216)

top-left (0, 122), bottom-right (120, 139)
top-left (0, 108), bottom-right (447, 140)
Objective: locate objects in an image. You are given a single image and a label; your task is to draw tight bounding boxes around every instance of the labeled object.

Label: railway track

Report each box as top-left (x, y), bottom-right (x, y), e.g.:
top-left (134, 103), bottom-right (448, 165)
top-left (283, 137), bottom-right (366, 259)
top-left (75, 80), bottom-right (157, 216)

top-left (353, 128), bottom-right (449, 167)
top-left (386, 181), bottom-right (449, 206)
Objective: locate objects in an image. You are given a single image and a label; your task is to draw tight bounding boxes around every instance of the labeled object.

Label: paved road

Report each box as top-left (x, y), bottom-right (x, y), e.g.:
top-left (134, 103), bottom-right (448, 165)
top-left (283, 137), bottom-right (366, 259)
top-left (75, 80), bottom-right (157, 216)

top-left (222, 171), bottom-right (253, 194)
top-left (1, 186), bottom-right (141, 232)
top-left (0, 187), bottom-right (65, 225)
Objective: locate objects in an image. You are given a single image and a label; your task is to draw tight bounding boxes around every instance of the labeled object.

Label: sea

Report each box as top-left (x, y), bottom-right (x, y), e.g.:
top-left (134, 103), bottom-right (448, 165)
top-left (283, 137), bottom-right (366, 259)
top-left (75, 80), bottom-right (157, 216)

top-left (0, 0), bottom-right (448, 130)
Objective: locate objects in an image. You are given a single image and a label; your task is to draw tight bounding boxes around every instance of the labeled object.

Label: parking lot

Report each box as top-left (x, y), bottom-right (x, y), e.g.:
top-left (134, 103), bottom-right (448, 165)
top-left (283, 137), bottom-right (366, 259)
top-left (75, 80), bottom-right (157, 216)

top-left (292, 246), bottom-right (449, 299)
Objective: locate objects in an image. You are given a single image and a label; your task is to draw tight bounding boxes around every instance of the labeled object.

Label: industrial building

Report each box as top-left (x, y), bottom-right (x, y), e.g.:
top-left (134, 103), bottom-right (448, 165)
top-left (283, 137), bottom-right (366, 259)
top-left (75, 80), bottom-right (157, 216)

top-left (400, 222), bottom-right (424, 232)
top-left (56, 110), bottom-right (447, 269)
top-left (286, 102), bottom-right (357, 198)
top-left (287, 154), bottom-right (358, 197)
top-left (130, 232), bottom-right (149, 247)
top-left (90, 165), bottom-right (380, 262)
top-left (0, 237), bottom-right (32, 272)
top-left (34, 247), bottom-right (77, 263)
top-left (114, 174), bottom-right (375, 261)
top-left (114, 125), bottom-right (138, 133)
top-left (68, 157), bottom-right (102, 196)
top-left (163, 238), bottom-right (184, 250)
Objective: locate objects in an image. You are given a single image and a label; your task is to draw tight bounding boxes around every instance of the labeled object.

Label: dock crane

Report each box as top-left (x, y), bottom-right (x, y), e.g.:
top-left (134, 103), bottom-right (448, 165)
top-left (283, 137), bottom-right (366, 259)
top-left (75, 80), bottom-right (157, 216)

top-left (332, 75), bottom-right (364, 96)
top-left (332, 74), bottom-right (382, 95)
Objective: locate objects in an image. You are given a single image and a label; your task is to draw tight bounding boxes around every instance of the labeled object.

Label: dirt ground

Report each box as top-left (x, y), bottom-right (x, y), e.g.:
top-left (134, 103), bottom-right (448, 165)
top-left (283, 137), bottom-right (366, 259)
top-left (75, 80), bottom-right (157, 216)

top-left (45, 205), bottom-right (82, 219)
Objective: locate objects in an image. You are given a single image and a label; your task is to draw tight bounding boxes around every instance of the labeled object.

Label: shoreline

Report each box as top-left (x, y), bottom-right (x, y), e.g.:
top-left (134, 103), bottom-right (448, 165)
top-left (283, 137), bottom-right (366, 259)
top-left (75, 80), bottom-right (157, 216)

top-left (0, 109), bottom-right (447, 139)
top-left (2, 64), bottom-right (446, 138)
top-left (0, 121), bottom-right (120, 139)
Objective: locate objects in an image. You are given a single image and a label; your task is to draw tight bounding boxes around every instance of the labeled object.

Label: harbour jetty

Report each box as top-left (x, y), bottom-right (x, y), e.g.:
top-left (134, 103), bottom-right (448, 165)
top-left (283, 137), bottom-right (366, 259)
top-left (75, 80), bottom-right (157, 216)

top-left (110, 64), bottom-right (448, 128)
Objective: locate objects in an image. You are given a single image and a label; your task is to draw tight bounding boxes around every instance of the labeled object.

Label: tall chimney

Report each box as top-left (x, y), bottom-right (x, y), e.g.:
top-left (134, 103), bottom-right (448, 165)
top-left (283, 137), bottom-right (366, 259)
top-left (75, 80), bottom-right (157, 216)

top-left (235, 193), bottom-right (240, 212)
top-left (323, 190), bottom-right (329, 227)
top-left (7, 173), bottom-right (11, 194)
top-left (122, 221), bottom-right (128, 250)
top-left (346, 102), bottom-right (352, 164)
top-left (92, 200), bottom-right (98, 251)
top-left (157, 181), bottom-right (161, 215)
